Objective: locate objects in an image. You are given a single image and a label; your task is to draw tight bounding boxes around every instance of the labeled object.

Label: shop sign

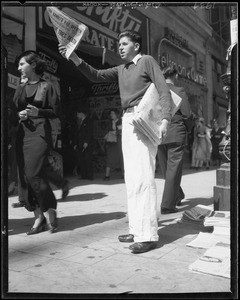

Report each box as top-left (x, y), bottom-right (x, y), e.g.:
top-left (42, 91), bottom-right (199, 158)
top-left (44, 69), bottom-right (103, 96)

top-left (37, 6), bottom-right (148, 54)
top-left (90, 82), bottom-right (119, 96)
top-left (38, 51), bottom-right (58, 74)
top-left (164, 27), bottom-right (189, 49)
top-left (230, 19), bottom-right (238, 45)
top-left (8, 73), bottom-right (20, 89)
top-left (158, 38), bottom-right (207, 86)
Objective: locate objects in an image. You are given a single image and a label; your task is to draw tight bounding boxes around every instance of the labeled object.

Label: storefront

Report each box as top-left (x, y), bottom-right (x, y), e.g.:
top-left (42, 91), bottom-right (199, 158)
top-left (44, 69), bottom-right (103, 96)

top-left (2, 4), bottom-right (229, 173)
top-left (151, 24), bottom-right (209, 118)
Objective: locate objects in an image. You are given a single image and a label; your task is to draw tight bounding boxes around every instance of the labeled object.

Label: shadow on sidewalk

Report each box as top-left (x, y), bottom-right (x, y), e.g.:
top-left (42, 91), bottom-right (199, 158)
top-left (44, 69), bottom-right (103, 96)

top-left (156, 196), bottom-right (214, 248)
top-left (178, 197), bottom-right (214, 210)
top-left (59, 176), bottom-right (125, 189)
top-left (58, 192), bottom-right (108, 203)
top-left (8, 211), bottom-right (127, 235)
top-left (157, 221), bottom-right (212, 248)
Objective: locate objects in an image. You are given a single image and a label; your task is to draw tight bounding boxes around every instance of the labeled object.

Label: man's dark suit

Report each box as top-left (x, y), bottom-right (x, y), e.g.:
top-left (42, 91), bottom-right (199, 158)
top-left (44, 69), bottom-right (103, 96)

top-left (73, 116), bottom-right (94, 179)
top-left (158, 83), bottom-right (191, 210)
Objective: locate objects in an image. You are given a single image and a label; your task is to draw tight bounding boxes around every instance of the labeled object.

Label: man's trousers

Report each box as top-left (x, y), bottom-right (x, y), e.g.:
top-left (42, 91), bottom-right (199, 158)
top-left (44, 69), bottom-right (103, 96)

top-left (122, 110), bottom-right (159, 243)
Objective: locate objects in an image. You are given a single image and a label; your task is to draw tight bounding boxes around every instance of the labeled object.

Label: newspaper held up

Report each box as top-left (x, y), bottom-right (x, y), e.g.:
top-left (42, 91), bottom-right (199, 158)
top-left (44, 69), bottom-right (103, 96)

top-left (47, 6), bottom-right (88, 59)
top-left (132, 83), bottom-right (182, 146)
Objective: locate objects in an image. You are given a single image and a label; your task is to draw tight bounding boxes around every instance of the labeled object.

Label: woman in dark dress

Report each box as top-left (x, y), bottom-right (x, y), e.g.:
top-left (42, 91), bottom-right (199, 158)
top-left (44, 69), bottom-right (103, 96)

top-left (11, 51), bottom-right (60, 234)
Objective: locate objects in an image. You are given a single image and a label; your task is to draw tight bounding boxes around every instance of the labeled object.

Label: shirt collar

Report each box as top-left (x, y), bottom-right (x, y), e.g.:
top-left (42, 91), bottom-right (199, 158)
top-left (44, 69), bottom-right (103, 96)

top-left (132, 54), bottom-right (142, 65)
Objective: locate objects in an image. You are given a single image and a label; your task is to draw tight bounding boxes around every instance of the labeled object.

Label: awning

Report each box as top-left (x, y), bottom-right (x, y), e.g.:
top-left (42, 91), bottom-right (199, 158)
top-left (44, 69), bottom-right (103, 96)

top-left (77, 42), bottom-right (124, 66)
top-left (37, 31), bottom-right (124, 67)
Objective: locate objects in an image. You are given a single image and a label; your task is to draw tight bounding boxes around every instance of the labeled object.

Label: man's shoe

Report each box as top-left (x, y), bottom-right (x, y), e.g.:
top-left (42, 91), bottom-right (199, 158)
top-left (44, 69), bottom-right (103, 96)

top-left (176, 193), bottom-right (185, 206)
top-left (129, 242), bottom-right (157, 253)
top-left (118, 234), bottom-right (134, 243)
top-left (161, 207), bottom-right (178, 214)
top-left (11, 202), bottom-right (24, 208)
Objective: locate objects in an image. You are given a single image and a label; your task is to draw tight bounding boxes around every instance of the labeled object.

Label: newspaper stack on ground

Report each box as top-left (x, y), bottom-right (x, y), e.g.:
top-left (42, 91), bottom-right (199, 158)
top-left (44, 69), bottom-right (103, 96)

top-left (204, 211), bottom-right (230, 227)
top-left (132, 83), bottom-right (182, 146)
top-left (189, 242), bottom-right (230, 279)
top-left (188, 210), bottom-right (230, 279)
top-left (47, 6), bottom-right (88, 59)
top-left (178, 204), bottom-right (213, 225)
top-left (186, 210), bottom-right (230, 248)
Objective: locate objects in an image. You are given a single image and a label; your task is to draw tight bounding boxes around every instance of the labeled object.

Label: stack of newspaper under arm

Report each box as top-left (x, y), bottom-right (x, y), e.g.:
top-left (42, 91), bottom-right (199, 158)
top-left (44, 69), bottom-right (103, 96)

top-left (132, 83), bottom-right (182, 146)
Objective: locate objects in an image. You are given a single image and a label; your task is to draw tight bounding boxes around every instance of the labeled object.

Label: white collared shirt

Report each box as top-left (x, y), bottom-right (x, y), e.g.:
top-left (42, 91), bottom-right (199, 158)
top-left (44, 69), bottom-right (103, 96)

top-left (132, 54), bottom-right (142, 65)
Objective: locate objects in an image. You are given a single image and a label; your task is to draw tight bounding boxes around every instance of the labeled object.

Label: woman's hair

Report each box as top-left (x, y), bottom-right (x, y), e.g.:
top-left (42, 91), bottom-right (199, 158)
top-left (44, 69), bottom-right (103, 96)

top-left (162, 66), bottom-right (178, 79)
top-left (17, 50), bottom-right (46, 75)
top-left (118, 31), bottom-right (142, 53)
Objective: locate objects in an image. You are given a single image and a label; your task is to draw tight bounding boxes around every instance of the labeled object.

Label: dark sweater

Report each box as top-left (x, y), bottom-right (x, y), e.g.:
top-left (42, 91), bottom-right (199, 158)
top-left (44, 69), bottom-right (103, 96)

top-left (77, 55), bottom-right (172, 121)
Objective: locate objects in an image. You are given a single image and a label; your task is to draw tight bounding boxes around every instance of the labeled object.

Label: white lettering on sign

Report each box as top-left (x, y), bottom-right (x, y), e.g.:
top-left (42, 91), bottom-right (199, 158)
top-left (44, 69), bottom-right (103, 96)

top-left (76, 6), bottom-right (142, 32)
top-left (8, 73), bottom-right (20, 89)
top-left (38, 51), bottom-right (58, 74)
top-left (160, 52), bottom-right (207, 86)
top-left (159, 38), bottom-right (207, 86)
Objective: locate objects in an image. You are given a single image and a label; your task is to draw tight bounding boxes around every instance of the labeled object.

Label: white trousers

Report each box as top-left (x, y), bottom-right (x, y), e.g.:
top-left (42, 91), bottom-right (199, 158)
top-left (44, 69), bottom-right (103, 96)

top-left (122, 109), bottom-right (159, 242)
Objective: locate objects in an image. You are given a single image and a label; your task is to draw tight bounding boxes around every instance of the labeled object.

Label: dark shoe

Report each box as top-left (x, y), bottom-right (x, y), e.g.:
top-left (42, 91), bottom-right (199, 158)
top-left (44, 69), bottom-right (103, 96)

top-left (176, 193), bottom-right (185, 206)
top-left (104, 176), bottom-right (110, 181)
top-left (161, 207), bottom-right (178, 214)
top-left (47, 210), bottom-right (58, 233)
top-left (62, 180), bottom-right (69, 199)
top-left (129, 242), bottom-right (157, 253)
top-left (12, 202), bottom-right (25, 208)
top-left (118, 234), bottom-right (134, 243)
top-left (27, 218), bottom-right (46, 235)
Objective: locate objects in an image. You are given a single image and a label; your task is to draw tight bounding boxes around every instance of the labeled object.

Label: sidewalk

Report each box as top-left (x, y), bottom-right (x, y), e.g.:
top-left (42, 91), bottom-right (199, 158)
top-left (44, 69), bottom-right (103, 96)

top-left (6, 167), bottom-right (230, 296)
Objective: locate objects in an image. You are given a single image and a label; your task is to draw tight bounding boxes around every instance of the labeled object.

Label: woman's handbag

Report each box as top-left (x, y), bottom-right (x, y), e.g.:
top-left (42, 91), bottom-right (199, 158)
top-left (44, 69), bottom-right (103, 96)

top-left (104, 131), bottom-right (117, 143)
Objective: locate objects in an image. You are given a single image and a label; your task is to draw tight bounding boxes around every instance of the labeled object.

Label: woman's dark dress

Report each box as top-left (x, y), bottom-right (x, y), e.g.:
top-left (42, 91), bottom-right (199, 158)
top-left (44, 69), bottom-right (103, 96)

top-left (11, 79), bottom-right (60, 212)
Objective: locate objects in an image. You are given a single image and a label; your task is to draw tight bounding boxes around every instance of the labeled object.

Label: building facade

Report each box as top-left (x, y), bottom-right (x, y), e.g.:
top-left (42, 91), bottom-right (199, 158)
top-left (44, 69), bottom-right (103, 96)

top-left (2, 3), bottom-right (230, 173)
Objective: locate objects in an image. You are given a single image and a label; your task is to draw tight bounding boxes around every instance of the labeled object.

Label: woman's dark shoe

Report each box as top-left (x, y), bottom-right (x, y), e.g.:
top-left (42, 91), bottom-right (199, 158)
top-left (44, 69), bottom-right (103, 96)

top-left (27, 218), bottom-right (46, 235)
top-left (104, 176), bottom-right (110, 181)
top-left (48, 210), bottom-right (58, 233)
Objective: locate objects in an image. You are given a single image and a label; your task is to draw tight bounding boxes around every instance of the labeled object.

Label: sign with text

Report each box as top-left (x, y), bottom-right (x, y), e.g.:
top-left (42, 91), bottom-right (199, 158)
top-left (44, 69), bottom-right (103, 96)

top-left (158, 38), bottom-right (207, 86)
top-left (38, 5), bottom-right (148, 55)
